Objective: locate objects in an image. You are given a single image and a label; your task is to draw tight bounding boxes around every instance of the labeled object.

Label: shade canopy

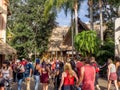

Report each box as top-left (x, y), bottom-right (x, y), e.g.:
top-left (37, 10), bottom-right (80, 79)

top-left (0, 41), bottom-right (17, 55)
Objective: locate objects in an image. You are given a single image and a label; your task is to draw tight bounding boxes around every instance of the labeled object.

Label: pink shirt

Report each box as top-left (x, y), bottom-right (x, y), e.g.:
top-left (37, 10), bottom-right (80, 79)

top-left (82, 65), bottom-right (95, 90)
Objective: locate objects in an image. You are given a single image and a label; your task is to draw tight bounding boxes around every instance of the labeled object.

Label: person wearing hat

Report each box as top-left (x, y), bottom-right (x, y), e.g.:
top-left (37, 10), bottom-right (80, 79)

top-left (21, 58), bottom-right (27, 67)
top-left (16, 59), bottom-right (25, 90)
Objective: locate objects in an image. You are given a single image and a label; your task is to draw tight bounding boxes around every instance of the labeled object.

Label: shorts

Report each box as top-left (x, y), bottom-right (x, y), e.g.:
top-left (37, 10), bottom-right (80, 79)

top-left (109, 72), bottom-right (117, 80)
top-left (63, 85), bottom-right (70, 90)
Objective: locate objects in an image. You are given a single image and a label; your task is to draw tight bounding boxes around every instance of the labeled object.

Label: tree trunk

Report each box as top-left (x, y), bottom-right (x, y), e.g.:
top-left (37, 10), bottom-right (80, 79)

top-left (88, 0), bottom-right (94, 30)
top-left (74, 0), bottom-right (78, 35)
top-left (71, 13), bottom-right (74, 59)
top-left (99, 0), bottom-right (103, 45)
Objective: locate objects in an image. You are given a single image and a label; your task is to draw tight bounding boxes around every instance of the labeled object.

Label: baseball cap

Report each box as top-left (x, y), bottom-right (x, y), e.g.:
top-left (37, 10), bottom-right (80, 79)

top-left (35, 58), bottom-right (40, 64)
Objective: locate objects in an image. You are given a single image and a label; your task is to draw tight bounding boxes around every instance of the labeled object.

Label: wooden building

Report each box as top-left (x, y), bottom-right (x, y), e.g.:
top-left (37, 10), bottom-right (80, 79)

top-left (48, 26), bottom-right (69, 59)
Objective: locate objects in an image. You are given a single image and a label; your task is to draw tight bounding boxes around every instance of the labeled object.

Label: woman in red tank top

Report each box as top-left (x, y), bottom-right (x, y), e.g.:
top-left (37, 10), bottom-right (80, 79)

top-left (58, 63), bottom-right (78, 90)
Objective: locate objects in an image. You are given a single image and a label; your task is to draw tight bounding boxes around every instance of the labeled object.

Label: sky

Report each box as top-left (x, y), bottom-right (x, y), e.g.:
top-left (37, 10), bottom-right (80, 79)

top-left (56, 0), bottom-right (89, 26)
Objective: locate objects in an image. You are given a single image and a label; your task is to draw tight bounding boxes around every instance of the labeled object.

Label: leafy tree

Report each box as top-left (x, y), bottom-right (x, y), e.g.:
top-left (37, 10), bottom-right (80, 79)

top-left (74, 30), bottom-right (100, 57)
top-left (7, 0), bottom-right (56, 58)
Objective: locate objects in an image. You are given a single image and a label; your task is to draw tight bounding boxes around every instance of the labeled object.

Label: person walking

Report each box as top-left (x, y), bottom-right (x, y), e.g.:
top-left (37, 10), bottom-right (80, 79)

top-left (2, 61), bottom-right (12, 79)
top-left (40, 65), bottom-right (50, 90)
top-left (11, 60), bottom-right (17, 83)
top-left (33, 58), bottom-right (41, 90)
top-left (1, 60), bottom-right (13, 88)
top-left (58, 63), bottom-right (78, 90)
top-left (77, 58), bottom-right (95, 90)
top-left (24, 58), bottom-right (33, 90)
top-left (107, 58), bottom-right (118, 90)
top-left (16, 59), bottom-right (25, 90)
top-left (90, 57), bottom-right (101, 90)
top-left (54, 69), bottom-right (61, 90)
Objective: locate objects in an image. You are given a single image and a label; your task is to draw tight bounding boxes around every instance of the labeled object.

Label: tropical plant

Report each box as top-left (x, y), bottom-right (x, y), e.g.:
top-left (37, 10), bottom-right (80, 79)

top-left (96, 38), bottom-right (114, 64)
top-left (74, 30), bottom-right (100, 57)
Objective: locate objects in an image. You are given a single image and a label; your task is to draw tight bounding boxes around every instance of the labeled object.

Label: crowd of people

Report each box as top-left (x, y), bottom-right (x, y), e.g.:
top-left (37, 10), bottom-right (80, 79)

top-left (0, 56), bottom-right (120, 90)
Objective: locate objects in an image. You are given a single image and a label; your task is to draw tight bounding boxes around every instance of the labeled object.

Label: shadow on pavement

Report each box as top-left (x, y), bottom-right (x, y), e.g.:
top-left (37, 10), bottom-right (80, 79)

top-left (99, 86), bottom-right (107, 90)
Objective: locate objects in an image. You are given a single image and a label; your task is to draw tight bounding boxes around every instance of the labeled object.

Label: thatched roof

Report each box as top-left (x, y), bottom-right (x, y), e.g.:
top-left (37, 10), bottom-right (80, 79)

top-left (0, 41), bottom-right (17, 55)
top-left (48, 26), bottom-right (69, 52)
top-left (63, 18), bottom-right (90, 47)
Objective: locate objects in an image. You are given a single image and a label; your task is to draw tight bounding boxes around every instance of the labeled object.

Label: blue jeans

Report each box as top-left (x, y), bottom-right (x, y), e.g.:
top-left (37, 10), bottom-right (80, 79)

top-left (18, 79), bottom-right (23, 90)
top-left (64, 85), bottom-right (70, 90)
top-left (34, 75), bottom-right (40, 90)
top-left (78, 87), bottom-right (81, 90)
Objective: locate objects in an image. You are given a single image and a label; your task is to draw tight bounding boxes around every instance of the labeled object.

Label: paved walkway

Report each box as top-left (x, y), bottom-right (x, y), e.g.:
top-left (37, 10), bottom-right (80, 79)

top-left (99, 78), bottom-right (115, 90)
top-left (11, 78), bottom-right (116, 90)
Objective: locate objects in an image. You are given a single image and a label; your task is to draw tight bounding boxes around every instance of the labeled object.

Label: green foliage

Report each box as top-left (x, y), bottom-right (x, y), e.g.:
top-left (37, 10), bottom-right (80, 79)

top-left (74, 30), bottom-right (100, 57)
top-left (7, 0), bottom-right (56, 58)
top-left (44, 0), bottom-right (84, 17)
top-left (107, 0), bottom-right (120, 6)
top-left (96, 39), bottom-right (114, 64)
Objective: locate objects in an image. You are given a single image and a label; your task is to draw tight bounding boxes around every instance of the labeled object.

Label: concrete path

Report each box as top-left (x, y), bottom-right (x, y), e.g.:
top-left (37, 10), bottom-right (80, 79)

top-left (99, 78), bottom-right (116, 90)
top-left (11, 78), bottom-right (117, 90)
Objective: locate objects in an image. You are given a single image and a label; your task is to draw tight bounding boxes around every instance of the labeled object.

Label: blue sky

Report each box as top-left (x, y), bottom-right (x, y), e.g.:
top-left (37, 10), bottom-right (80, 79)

top-left (56, 0), bottom-right (89, 26)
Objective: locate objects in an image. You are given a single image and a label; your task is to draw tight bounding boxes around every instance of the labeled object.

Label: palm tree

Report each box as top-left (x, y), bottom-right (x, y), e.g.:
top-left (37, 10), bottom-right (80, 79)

top-left (44, 0), bottom-right (84, 35)
top-left (74, 0), bottom-right (78, 35)
top-left (99, 0), bottom-right (103, 45)
top-left (88, 0), bottom-right (94, 30)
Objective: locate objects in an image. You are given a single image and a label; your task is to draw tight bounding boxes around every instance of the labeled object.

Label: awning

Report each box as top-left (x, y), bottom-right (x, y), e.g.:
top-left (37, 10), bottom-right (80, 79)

top-left (0, 41), bottom-right (17, 55)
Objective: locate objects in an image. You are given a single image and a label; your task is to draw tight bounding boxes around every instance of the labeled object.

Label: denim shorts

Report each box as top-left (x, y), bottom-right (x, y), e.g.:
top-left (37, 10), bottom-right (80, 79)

top-left (63, 85), bottom-right (70, 90)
